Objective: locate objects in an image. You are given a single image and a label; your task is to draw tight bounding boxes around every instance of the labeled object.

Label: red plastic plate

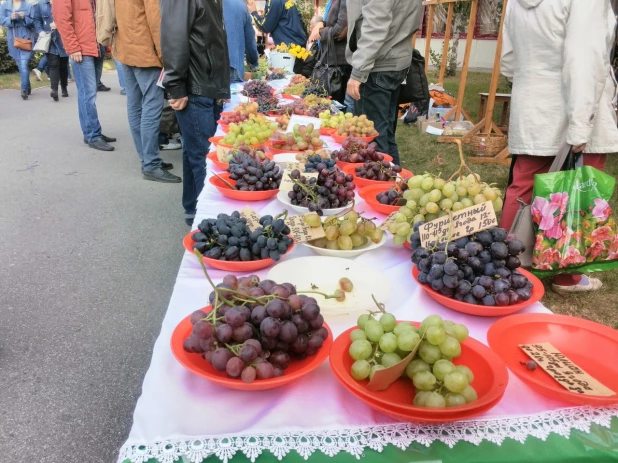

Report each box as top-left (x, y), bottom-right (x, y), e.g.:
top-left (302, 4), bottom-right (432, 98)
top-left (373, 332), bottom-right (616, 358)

top-left (208, 173), bottom-right (279, 201)
top-left (206, 152), bottom-right (229, 171)
top-left (335, 153), bottom-right (394, 170)
top-left (342, 164), bottom-right (413, 189)
top-left (331, 134), bottom-right (377, 144)
top-left (357, 184), bottom-right (400, 215)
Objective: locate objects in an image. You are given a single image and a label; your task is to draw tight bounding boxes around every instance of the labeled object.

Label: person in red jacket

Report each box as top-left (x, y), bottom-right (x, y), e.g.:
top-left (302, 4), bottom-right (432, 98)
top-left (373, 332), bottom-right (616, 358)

top-left (52, 0), bottom-right (116, 151)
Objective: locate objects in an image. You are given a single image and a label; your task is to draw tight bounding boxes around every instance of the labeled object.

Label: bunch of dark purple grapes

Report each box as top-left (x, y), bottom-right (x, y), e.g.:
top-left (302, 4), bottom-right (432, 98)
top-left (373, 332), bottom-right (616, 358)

top-left (301, 80), bottom-right (328, 98)
top-left (266, 70), bottom-right (286, 80)
top-left (183, 274), bottom-right (329, 382)
top-left (257, 96), bottom-right (280, 114)
top-left (332, 138), bottom-right (381, 163)
top-left (241, 80), bottom-right (274, 100)
top-left (376, 182), bottom-right (409, 206)
top-left (411, 225), bottom-right (532, 306)
top-left (354, 161), bottom-right (403, 181)
top-left (287, 168), bottom-right (356, 215)
top-left (304, 103), bottom-right (332, 117)
top-left (227, 152), bottom-right (282, 191)
top-left (192, 212), bottom-right (293, 262)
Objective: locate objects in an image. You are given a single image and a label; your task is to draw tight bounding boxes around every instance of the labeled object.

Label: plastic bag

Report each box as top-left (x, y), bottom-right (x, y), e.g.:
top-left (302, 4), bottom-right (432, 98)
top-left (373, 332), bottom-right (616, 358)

top-left (531, 164), bottom-right (618, 276)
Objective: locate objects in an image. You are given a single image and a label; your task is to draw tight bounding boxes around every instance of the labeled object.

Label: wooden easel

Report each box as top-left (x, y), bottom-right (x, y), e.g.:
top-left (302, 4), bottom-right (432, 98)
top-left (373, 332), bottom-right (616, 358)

top-left (423, 0), bottom-right (478, 124)
top-left (465, 0), bottom-right (511, 165)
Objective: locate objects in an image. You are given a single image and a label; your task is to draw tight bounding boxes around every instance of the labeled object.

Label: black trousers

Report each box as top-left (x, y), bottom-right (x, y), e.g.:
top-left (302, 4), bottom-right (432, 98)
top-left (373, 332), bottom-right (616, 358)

top-left (46, 53), bottom-right (68, 92)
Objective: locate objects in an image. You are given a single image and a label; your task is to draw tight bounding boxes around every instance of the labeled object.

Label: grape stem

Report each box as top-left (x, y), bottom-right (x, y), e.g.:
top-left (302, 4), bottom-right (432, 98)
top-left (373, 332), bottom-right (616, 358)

top-left (212, 172), bottom-right (237, 190)
top-left (371, 295), bottom-right (387, 314)
top-left (447, 139), bottom-right (481, 183)
top-left (297, 289), bottom-right (342, 300)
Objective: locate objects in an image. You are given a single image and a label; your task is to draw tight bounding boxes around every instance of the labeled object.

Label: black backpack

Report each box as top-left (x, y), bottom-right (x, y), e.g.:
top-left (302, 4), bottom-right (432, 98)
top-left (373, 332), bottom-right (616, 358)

top-left (398, 49), bottom-right (429, 110)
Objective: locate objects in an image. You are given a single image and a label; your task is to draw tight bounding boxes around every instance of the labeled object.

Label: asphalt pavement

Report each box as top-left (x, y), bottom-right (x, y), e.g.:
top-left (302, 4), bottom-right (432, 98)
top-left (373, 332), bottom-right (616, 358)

top-left (0, 72), bottom-right (187, 463)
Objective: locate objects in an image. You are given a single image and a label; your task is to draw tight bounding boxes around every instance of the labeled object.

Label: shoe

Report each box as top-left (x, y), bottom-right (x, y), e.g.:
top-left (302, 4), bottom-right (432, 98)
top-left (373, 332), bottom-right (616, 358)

top-left (83, 134), bottom-right (116, 144)
top-left (62, 88), bottom-right (69, 97)
top-left (185, 218), bottom-right (194, 227)
top-left (68, 78), bottom-right (74, 83)
top-left (161, 162), bottom-right (174, 170)
top-left (143, 168), bottom-right (182, 183)
top-left (21, 90), bottom-right (28, 100)
top-left (97, 83), bottom-right (111, 92)
top-left (50, 90), bottom-right (58, 101)
top-left (34, 69), bottom-right (42, 81)
top-left (27, 87), bottom-right (32, 95)
top-left (161, 140), bottom-right (182, 150)
top-left (552, 275), bottom-right (603, 294)
top-left (88, 139), bottom-right (115, 151)
top-left (120, 89), bottom-right (126, 95)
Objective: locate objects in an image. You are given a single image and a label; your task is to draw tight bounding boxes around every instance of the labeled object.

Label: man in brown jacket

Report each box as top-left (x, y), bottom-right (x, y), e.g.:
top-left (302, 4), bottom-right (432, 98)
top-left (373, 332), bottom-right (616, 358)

top-left (113, 0), bottom-right (180, 182)
top-left (52, 0), bottom-right (116, 151)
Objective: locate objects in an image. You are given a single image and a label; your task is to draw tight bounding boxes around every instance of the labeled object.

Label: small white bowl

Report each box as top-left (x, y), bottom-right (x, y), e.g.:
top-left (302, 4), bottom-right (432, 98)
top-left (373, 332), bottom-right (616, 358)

top-left (276, 190), bottom-right (353, 216)
top-left (301, 232), bottom-right (387, 258)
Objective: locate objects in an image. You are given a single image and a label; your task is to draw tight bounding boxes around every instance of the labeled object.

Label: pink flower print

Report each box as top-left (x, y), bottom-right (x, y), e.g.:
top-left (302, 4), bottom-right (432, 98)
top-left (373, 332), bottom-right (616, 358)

top-left (550, 192), bottom-right (569, 215)
top-left (534, 248), bottom-right (560, 270)
top-left (557, 227), bottom-right (575, 249)
top-left (559, 246), bottom-right (586, 268)
top-left (534, 234), bottom-right (545, 252)
top-left (592, 199), bottom-right (611, 222)
top-left (531, 197), bottom-right (559, 230)
top-left (545, 218), bottom-right (564, 240)
top-left (591, 226), bottom-right (613, 242)
top-left (585, 240), bottom-right (606, 259)
top-left (609, 239), bottom-right (618, 254)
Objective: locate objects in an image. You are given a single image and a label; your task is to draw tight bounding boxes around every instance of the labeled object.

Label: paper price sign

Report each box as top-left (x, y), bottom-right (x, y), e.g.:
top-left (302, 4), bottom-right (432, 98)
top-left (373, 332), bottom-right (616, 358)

top-left (285, 115), bottom-right (322, 132)
top-left (379, 212), bottom-right (399, 231)
top-left (284, 214), bottom-right (326, 243)
top-left (239, 206), bottom-right (261, 231)
top-left (520, 343), bottom-right (615, 396)
top-left (275, 161), bottom-right (305, 172)
top-left (418, 201), bottom-right (497, 247)
top-left (279, 170), bottom-right (318, 192)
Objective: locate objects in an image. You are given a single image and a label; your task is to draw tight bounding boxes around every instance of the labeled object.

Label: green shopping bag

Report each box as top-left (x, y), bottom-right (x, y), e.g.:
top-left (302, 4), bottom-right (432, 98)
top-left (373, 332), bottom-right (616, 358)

top-left (531, 152), bottom-right (618, 276)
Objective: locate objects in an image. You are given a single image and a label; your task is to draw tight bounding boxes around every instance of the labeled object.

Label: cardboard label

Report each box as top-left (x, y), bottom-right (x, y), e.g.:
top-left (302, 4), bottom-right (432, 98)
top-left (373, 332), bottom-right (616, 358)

top-left (520, 342), bottom-right (615, 396)
top-left (279, 170), bottom-right (318, 192)
top-left (379, 212), bottom-right (399, 231)
top-left (419, 200), bottom-right (498, 247)
top-left (275, 161), bottom-right (305, 172)
top-left (239, 206), bottom-right (261, 232)
top-left (367, 336), bottom-right (422, 392)
top-left (285, 115), bottom-right (322, 132)
top-left (284, 214), bottom-right (326, 243)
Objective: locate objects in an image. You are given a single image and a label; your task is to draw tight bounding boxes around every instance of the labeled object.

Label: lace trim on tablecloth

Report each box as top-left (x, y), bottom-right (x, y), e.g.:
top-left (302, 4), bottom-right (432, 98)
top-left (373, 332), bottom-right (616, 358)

top-left (118, 406), bottom-right (618, 463)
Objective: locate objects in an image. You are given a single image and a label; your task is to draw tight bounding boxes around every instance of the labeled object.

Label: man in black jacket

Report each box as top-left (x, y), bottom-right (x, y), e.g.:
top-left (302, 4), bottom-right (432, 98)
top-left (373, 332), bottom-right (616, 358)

top-left (160, 0), bottom-right (231, 226)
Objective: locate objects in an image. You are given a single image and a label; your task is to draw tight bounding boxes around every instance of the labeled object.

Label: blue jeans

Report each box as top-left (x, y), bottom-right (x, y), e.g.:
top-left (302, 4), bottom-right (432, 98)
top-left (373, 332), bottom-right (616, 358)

top-left (114, 59), bottom-right (125, 90)
top-left (36, 54), bottom-right (49, 75)
top-left (354, 69), bottom-right (408, 165)
top-left (230, 67), bottom-right (242, 84)
top-left (121, 64), bottom-right (164, 172)
top-left (16, 57), bottom-right (31, 92)
top-left (70, 56), bottom-right (102, 143)
top-left (174, 95), bottom-right (222, 218)
top-left (344, 93), bottom-right (356, 114)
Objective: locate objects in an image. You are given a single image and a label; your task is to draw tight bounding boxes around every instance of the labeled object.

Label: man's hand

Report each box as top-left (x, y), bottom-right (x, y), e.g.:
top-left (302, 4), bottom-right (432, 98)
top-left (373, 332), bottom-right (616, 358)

top-left (308, 22), bottom-right (323, 42)
top-left (50, 22), bottom-right (57, 30)
top-left (346, 78), bottom-right (361, 101)
top-left (246, 0), bottom-right (256, 13)
top-left (573, 144), bottom-right (586, 153)
top-left (70, 51), bottom-right (82, 62)
top-left (170, 97), bottom-right (188, 111)
top-left (11, 11), bottom-right (17, 19)
top-left (18, 12), bottom-right (24, 19)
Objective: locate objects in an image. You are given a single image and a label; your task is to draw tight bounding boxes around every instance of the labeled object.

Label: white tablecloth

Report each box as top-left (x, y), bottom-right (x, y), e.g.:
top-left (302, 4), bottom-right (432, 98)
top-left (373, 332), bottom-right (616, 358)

top-left (118, 91), bottom-right (618, 463)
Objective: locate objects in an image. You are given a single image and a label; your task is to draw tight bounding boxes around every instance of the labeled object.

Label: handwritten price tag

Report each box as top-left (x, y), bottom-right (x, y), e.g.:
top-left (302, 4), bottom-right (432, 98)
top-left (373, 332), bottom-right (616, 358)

top-left (418, 201), bottom-right (497, 247)
top-left (284, 214), bottom-right (326, 243)
top-left (520, 343), bottom-right (615, 396)
top-left (279, 170), bottom-right (318, 192)
top-left (239, 206), bottom-right (261, 231)
top-left (275, 161), bottom-right (305, 172)
top-left (379, 212), bottom-right (399, 231)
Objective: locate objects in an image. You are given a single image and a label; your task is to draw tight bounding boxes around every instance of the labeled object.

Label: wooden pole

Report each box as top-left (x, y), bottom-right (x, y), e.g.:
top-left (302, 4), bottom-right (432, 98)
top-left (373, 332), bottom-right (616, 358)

top-left (412, 33), bottom-right (417, 49)
top-left (454, 0), bottom-right (478, 120)
top-left (424, 5), bottom-right (434, 73)
top-left (482, 0), bottom-right (508, 133)
top-left (438, 2), bottom-right (455, 84)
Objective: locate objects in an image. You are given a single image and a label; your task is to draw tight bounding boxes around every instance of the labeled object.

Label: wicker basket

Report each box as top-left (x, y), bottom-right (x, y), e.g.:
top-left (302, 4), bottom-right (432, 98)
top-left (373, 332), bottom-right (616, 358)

top-left (470, 133), bottom-right (506, 157)
top-left (269, 52), bottom-right (296, 74)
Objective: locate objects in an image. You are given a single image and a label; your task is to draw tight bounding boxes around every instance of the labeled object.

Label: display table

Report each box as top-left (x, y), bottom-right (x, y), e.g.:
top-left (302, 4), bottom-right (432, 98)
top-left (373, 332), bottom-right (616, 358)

top-left (118, 90), bottom-right (618, 463)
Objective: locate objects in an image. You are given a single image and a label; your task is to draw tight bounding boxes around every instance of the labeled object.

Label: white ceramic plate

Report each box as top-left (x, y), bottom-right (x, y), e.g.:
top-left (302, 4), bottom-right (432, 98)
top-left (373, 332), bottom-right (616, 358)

top-left (266, 256), bottom-right (391, 316)
top-left (301, 233), bottom-right (387, 258)
top-left (276, 190), bottom-right (352, 216)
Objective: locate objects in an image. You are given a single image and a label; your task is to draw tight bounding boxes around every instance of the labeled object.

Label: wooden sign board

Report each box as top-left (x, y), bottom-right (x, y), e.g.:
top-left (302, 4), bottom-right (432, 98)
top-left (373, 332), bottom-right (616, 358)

top-left (279, 170), bottom-right (318, 192)
top-left (419, 201), bottom-right (497, 247)
top-left (520, 342), bottom-right (615, 396)
top-left (284, 214), bottom-right (325, 243)
top-left (239, 206), bottom-right (261, 231)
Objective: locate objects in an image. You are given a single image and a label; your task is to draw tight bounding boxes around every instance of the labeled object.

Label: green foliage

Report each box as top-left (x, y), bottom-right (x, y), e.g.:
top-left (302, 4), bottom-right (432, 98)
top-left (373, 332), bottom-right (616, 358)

top-left (295, 0), bottom-right (315, 34)
top-left (0, 34), bottom-right (43, 74)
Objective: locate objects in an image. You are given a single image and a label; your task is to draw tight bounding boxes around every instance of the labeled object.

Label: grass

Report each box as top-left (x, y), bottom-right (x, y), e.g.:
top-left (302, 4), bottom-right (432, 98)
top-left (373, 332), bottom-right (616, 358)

top-left (396, 71), bottom-right (618, 328)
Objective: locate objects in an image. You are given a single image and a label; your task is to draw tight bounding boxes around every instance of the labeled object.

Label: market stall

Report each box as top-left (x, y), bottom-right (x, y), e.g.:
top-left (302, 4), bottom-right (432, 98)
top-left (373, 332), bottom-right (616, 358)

top-left (118, 80), bottom-right (618, 463)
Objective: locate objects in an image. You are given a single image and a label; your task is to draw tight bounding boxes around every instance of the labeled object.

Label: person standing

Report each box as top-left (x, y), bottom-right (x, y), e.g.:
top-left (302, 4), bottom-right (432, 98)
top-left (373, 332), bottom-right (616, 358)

top-left (52, 0), bottom-right (116, 151)
top-left (500, 0), bottom-right (618, 293)
top-left (0, 0), bottom-right (38, 100)
top-left (35, 0), bottom-right (69, 101)
top-left (161, 0), bottom-right (230, 226)
top-left (223, 0), bottom-right (259, 84)
top-left (247, 0), bottom-right (306, 48)
top-left (114, 0), bottom-right (181, 183)
top-left (345, 0), bottom-right (422, 165)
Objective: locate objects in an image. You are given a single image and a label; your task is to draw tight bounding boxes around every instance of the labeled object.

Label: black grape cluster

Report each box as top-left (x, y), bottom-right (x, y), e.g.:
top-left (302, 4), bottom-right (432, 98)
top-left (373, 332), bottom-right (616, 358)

top-left (411, 226), bottom-right (532, 306)
top-left (301, 80), bottom-right (328, 98)
top-left (227, 152), bottom-right (282, 191)
top-left (257, 96), bottom-right (279, 114)
top-left (184, 274), bottom-right (329, 382)
top-left (192, 212), bottom-right (293, 262)
top-left (354, 161), bottom-right (403, 181)
top-left (241, 80), bottom-right (274, 100)
top-left (266, 70), bottom-right (286, 81)
top-left (305, 154), bottom-right (336, 173)
top-left (287, 168), bottom-right (356, 214)
top-left (376, 182), bottom-right (409, 206)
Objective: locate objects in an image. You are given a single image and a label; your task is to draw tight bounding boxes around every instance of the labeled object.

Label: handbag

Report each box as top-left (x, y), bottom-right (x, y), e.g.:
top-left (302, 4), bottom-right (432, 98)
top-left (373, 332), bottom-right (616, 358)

top-left (311, 35), bottom-right (344, 103)
top-left (33, 33), bottom-right (51, 53)
top-left (14, 37), bottom-right (32, 51)
top-left (510, 146), bottom-right (573, 268)
top-left (398, 49), bottom-right (430, 108)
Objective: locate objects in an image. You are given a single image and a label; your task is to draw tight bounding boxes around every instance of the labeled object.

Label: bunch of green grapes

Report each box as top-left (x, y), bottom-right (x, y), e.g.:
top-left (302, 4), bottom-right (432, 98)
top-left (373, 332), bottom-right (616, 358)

top-left (348, 313), bottom-right (478, 408)
top-left (304, 210), bottom-right (384, 251)
top-left (387, 173), bottom-right (504, 246)
top-left (283, 83), bottom-right (306, 95)
top-left (318, 110), bottom-right (346, 128)
top-left (223, 115), bottom-right (278, 147)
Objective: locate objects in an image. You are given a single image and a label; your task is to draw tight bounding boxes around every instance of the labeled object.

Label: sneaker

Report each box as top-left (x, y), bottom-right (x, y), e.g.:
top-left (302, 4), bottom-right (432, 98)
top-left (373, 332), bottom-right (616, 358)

top-left (161, 162), bottom-right (174, 170)
top-left (120, 89), bottom-right (126, 95)
top-left (50, 90), bottom-right (59, 101)
top-left (83, 134), bottom-right (116, 144)
top-left (88, 139), bottom-right (115, 151)
top-left (161, 140), bottom-right (182, 150)
top-left (143, 168), bottom-right (182, 183)
top-left (34, 69), bottom-right (42, 81)
top-left (68, 78), bottom-right (74, 83)
top-left (97, 82), bottom-right (111, 92)
top-left (21, 90), bottom-right (28, 100)
top-left (552, 275), bottom-right (603, 294)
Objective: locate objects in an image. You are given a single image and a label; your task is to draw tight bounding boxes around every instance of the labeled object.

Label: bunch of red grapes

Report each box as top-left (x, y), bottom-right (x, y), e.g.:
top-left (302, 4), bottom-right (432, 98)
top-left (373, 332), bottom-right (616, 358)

top-left (287, 168), bottom-right (356, 214)
top-left (242, 80), bottom-right (274, 100)
top-left (354, 161), bottom-right (403, 181)
top-left (331, 137), bottom-right (383, 163)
